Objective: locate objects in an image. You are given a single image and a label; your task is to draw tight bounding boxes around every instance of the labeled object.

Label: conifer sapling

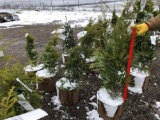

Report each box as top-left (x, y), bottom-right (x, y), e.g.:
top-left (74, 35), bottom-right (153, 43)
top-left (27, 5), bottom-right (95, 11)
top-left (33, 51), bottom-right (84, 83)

top-left (25, 33), bottom-right (38, 66)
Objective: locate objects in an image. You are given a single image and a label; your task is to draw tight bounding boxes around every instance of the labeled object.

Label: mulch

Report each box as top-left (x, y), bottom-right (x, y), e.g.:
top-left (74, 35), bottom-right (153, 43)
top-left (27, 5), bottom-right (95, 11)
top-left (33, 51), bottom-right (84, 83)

top-left (1, 24), bottom-right (160, 120)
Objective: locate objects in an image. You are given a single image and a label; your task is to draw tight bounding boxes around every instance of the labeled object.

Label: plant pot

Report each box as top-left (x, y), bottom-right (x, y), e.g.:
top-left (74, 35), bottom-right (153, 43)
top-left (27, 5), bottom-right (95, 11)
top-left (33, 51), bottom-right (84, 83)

top-left (97, 100), bottom-right (123, 120)
top-left (128, 68), bottom-right (150, 93)
top-left (36, 68), bottom-right (57, 93)
top-left (97, 88), bottom-right (124, 120)
top-left (56, 78), bottom-right (80, 106)
top-left (58, 88), bottom-right (79, 106)
top-left (38, 77), bottom-right (57, 93)
top-left (142, 76), bottom-right (150, 91)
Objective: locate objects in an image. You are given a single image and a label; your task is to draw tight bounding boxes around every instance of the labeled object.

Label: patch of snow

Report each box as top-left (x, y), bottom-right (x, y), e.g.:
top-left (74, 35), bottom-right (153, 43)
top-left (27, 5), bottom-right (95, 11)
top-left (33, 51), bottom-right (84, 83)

top-left (86, 57), bottom-right (96, 63)
top-left (154, 83), bottom-right (157, 86)
top-left (130, 68), bottom-right (150, 78)
top-left (129, 68), bottom-right (150, 94)
top-left (128, 77), bottom-right (145, 94)
top-left (89, 102), bottom-right (97, 108)
top-left (156, 102), bottom-right (160, 108)
top-left (51, 28), bottom-right (65, 34)
top-left (24, 64), bottom-right (44, 72)
top-left (25, 33), bottom-right (29, 38)
top-left (56, 77), bottom-right (78, 90)
top-left (0, 26), bottom-right (24, 30)
top-left (155, 114), bottom-right (160, 120)
top-left (150, 35), bottom-right (158, 45)
top-left (97, 88), bottom-right (123, 118)
top-left (85, 107), bottom-right (89, 111)
top-left (36, 68), bottom-right (56, 78)
top-left (51, 96), bottom-right (62, 110)
top-left (90, 95), bottom-right (96, 101)
top-left (86, 109), bottom-right (103, 120)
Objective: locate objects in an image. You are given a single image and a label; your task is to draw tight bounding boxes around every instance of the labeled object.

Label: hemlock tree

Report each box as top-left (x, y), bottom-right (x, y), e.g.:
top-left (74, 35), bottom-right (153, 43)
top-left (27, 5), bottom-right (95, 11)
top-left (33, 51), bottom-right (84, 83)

top-left (63, 22), bottom-right (76, 52)
top-left (25, 33), bottom-right (38, 66)
top-left (43, 35), bottom-right (59, 73)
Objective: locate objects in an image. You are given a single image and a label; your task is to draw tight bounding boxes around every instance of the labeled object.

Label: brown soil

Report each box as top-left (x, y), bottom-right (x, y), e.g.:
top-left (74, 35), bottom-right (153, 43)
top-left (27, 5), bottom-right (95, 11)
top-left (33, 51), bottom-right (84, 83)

top-left (1, 24), bottom-right (160, 120)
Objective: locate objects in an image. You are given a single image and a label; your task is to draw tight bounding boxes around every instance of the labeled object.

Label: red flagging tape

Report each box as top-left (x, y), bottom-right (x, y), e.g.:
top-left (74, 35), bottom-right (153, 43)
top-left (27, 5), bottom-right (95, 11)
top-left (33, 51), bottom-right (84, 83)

top-left (123, 28), bottom-right (137, 101)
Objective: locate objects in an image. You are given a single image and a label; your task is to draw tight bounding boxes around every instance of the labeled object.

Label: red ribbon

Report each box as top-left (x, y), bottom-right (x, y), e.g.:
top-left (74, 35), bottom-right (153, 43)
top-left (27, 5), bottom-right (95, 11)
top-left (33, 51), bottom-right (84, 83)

top-left (123, 28), bottom-right (137, 101)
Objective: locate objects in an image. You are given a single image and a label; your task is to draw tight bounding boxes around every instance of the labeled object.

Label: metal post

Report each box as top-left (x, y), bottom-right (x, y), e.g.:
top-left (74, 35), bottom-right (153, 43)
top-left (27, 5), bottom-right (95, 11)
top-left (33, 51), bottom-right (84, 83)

top-left (78, 0), bottom-right (79, 11)
top-left (51, 0), bottom-right (53, 11)
top-left (63, 0), bottom-right (65, 10)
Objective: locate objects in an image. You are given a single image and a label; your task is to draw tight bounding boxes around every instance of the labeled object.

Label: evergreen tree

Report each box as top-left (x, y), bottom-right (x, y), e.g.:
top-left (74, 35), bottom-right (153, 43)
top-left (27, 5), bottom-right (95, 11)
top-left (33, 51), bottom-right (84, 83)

top-left (132, 32), bottom-right (156, 71)
top-left (136, 11), bottom-right (145, 23)
top-left (111, 10), bottom-right (118, 26)
top-left (144, 0), bottom-right (154, 13)
top-left (43, 34), bottom-right (59, 73)
top-left (121, 0), bottom-right (134, 19)
top-left (133, 2), bottom-right (156, 71)
top-left (63, 22), bottom-right (76, 52)
top-left (64, 46), bottom-right (86, 83)
top-left (0, 87), bottom-right (17, 119)
top-left (0, 61), bottom-right (42, 116)
top-left (25, 33), bottom-right (38, 66)
top-left (92, 17), bottom-right (131, 98)
top-left (133, 0), bottom-right (142, 14)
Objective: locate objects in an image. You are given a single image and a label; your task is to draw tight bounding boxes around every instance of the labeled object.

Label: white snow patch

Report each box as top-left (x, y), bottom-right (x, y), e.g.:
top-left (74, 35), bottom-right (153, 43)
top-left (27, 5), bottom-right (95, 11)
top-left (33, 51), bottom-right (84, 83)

top-left (97, 88), bottom-right (123, 117)
top-left (155, 114), bottom-right (160, 120)
top-left (156, 102), bottom-right (160, 108)
top-left (36, 68), bottom-right (56, 78)
top-left (51, 96), bottom-right (62, 110)
top-left (86, 109), bottom-right (103, 120)
top-left (128, 68), bottom-right (150, 94)
top-left (128, 77), bottom-right (145, 94)
top-left (24, 64), bottom-right (44, 72)
top-left (86, 57), bottom-right (96, 63)
top-left (56, 77), bottom-right (78, 90)
top-left (150, 35), bottom-right (158, 45)
top-left (90, 95), bottom-right (96, 101)
top-left (51, 28), bottom-right (65, 34)
top-left (89, 102), bottom-right (97, 108)
top-left (25, 33), bottom-right (29, 38)
top-left (130, 68), bottom-right (150, 78)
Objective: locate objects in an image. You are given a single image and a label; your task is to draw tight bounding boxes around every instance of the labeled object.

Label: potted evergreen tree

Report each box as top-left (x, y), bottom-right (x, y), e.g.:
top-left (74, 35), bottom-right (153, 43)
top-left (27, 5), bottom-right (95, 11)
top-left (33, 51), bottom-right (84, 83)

top-left (62, 21), bottom-right (76, 64)
top-left (80, 17), bottom-right (108, 75)
top-left (24, 33), bottom-right (43, 77)
top-left (56, 46), bottom-right (86, 105)
top-left (128, 1), bottom-right (156, 93)
top-left (92, 17), bottom-right (131, 119)
top-left (36, 35), bottom-right (59, 93)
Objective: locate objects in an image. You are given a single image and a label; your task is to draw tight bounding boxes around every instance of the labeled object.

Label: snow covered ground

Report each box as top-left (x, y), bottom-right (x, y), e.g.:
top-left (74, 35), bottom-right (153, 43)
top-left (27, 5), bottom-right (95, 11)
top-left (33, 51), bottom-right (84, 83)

top-left (0, 1), bottom-right (126, 29)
